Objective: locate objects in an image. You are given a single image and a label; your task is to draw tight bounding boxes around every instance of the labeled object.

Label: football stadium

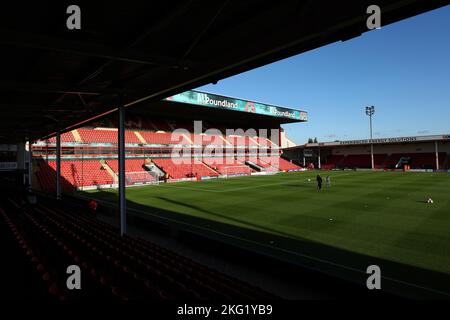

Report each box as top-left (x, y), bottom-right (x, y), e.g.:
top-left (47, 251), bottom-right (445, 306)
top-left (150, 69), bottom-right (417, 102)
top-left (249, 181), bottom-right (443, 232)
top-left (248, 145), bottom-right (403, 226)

top-left (0, 1), bottom-right (449, 306)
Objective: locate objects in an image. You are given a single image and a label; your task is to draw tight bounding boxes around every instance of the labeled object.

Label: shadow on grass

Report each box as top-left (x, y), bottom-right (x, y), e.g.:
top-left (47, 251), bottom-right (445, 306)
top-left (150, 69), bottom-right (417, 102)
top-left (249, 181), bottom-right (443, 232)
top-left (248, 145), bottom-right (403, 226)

top-left (78, 189), bottom-right (450, 299)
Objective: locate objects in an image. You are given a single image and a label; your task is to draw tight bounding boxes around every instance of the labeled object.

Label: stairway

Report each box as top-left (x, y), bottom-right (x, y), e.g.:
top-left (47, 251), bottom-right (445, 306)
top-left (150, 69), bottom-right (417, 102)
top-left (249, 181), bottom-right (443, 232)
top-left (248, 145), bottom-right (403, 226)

top-left (144, 160), bottom-right (165, 178)
top-left (201, 161), bottom-right (220, 175)
top-left (100, 160), bottom-right (117, 182)
top-left (245, 160), bottom-right (264, 172)
top-left (134, 131), bottom-right (147, 144)
top-left (182, 134), bottom-right (193, 144)
top-left (249, 137), bottom-right (260, 147)
top-left (150, 161), bottom-right (170, 179)
top-left (72, 129), bottom-right (83, 143)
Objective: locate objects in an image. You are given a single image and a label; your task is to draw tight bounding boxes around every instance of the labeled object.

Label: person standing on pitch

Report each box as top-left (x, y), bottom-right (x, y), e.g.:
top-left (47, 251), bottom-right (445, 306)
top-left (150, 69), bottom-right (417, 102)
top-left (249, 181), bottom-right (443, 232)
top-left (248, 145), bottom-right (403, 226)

top-left (326, 175), bottom-right (331, 188)
top-left (316, 174), bottom-right (323, 191)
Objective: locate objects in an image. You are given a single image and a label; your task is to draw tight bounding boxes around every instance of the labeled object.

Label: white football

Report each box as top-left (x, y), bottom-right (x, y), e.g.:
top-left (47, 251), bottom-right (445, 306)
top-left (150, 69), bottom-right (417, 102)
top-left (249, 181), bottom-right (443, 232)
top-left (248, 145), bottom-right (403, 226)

top-left (308, 178), bottom-right (311, 182)
top-left (427, 198), bottom-right (434, 204)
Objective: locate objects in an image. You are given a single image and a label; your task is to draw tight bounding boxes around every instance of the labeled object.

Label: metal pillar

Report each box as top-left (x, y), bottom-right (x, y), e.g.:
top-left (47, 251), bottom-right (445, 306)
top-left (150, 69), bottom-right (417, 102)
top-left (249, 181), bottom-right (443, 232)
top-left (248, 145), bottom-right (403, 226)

top-left (366, 106), bottom-right (375, 170)
top-left (370, 115), bottom-right (374, 170)
top-left (435, 141), bottom-right (439, 171)
top-left (118, 102), bottom-right (126, 236)
top-left (56, 132), bottom-right (61, 200)
top-left (318, 146), bottom-right (321, 169)
top-left (278, 127), bottom-right (282, 152)
top-left (27, 140), bottom-right (32, 188)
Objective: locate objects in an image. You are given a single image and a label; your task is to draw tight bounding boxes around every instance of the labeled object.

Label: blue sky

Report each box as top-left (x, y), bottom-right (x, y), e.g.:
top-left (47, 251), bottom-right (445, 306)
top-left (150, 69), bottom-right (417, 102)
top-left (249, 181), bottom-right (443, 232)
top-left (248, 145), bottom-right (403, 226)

top-left (198, 5), bottom-right (450, 145)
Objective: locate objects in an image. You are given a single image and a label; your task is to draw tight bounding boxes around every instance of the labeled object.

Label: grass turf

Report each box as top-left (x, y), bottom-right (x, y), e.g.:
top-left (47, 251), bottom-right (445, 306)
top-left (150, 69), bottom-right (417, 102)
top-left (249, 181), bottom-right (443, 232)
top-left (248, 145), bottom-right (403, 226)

top-left (87, 170), bottom-right (450, 277)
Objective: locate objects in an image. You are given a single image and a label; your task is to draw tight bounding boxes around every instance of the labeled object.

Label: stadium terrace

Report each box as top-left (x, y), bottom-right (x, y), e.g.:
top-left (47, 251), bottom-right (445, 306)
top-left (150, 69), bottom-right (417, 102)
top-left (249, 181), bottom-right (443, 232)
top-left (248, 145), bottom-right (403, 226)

top-left (284, 134), bottom-right (450, 171)
top-left (29, 90), bottom-right (307, 191)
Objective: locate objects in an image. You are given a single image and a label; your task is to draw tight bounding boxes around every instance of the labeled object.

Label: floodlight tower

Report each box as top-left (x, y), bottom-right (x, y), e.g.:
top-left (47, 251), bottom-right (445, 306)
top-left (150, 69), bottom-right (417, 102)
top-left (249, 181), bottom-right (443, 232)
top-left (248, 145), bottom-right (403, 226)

top-left (365, 106), bottom-right (375, 170)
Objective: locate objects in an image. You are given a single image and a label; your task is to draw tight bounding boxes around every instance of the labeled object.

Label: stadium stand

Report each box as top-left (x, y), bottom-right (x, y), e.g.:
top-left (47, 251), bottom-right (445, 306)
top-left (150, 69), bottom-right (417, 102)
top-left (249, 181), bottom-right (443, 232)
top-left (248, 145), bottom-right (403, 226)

top-left (258, 157), bottom-right (302, 171)
top-left (320, 153), bottom-right (447, 170)
top-left (139, 131), bottom-right (189, 145)
top-left (76, 129), bottom-right (141, 144)
top-left (226, 135), bottom-right (259, 147)
top-left (252, 158), bottom-right (278, 172)
top-left (152, 158), bottom-right (219, 180)
top-left (321, 155), bottom-right (345, 169)
top-left (106, 159), bottom-right (157, 185)
top-left (275, 157), bottom-right (302, 171)
top-left (0, 195), bottom-right (276, 300)
top-left (47, 131), bottom-right (77, 143)
top-left (385, 152), bottom-right (446, 169)
top-left (253, 136), bottom-right (277, 147)
top-left (339, 154), bottom-right (388, 169)
top-left (36, 159), bottom-right (113, 191)
top-left (191, 134), bottom-right (226, 146)
top-left (202, 158), bottom-right (252, 175)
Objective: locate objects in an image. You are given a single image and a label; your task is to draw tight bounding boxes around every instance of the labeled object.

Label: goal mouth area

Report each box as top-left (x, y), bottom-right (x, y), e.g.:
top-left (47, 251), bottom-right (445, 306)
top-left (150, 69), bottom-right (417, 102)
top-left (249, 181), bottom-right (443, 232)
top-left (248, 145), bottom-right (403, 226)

top-left (219, 165), bottom-right (253, 177)
top-left (114, 171), bottom-right (160, 187)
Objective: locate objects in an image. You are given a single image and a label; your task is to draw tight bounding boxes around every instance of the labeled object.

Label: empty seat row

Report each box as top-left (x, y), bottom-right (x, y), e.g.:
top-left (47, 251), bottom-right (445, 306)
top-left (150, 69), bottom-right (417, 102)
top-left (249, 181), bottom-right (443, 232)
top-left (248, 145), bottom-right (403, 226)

top-left (152, 158), bottom-right (218, 179)
top-left (31, 200), bottom-right (276, 300)
top-left (36, 128), bottom-right (278, 147)
top-left (202, 158), bottom-right (252, 175)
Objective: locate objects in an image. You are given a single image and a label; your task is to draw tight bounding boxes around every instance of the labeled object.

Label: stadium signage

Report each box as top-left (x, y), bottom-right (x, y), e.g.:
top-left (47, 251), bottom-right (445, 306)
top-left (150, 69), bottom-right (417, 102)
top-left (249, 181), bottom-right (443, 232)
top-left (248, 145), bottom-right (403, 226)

top-left (306, 134), bottom-right (450, 147)
top-left (198, 94), bottom-right (238, 109)
top-left (165, 90), bottom-right (307, 121)
top-left (340, 136), bottom-right (418, 145)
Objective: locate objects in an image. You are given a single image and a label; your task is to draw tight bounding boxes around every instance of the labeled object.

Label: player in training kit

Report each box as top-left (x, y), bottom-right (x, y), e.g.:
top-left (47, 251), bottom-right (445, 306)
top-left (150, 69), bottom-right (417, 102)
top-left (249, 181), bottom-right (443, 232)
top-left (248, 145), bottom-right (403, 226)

top-left (316, 174), bottom-right (323, 191)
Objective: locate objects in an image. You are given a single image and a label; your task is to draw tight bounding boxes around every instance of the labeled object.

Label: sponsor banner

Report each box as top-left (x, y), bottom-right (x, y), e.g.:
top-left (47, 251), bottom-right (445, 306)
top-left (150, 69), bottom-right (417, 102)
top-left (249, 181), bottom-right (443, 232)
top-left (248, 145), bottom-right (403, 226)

top-left (165, 90), bottom-right (307, 121)
top-left (306, 134), bottom-right (450, 147)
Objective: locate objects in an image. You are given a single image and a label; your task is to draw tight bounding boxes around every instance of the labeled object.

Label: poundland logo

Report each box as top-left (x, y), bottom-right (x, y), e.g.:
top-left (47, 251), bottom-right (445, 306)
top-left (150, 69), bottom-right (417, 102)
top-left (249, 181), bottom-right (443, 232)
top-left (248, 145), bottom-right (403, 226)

top-left (198, 93), bottom-right (238, 109)
top-left (272, 109), bottom-right (296, 119)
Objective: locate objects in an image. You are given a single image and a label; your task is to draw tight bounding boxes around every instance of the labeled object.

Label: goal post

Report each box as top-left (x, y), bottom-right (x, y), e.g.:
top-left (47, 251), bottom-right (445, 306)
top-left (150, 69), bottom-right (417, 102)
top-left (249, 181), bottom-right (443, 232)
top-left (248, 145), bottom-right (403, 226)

top-left (114, 171), bottom-right (160, 187)
top-left (222, 165), bottom-right (252, 178)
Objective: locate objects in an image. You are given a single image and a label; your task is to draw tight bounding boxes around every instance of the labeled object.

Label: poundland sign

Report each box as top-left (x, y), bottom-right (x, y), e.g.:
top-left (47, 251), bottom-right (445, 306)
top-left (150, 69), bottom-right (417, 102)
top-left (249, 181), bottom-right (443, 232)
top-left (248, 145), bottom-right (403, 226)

top-left (165, 90), bottom-right (307, 121)
top-left (198, 94), bottom-right (238, 109)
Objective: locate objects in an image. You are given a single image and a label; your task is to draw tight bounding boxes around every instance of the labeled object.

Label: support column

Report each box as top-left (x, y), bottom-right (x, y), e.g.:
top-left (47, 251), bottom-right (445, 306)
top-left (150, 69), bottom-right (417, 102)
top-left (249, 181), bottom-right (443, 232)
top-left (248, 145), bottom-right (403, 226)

top-left (56, 132), bottom-right (61, 200)
top-left (435, 141), bottom-right (439, 171)
top-left (278, 127), bottom-right (282, 152)
top-left (118, 101), bottom-right (126, 236)
top-left (27, 140), bottom-right (32, 188)
top-left (318, 146), bottom-right (321, 169)
top-left (370, 143), bottom-right (374, 170)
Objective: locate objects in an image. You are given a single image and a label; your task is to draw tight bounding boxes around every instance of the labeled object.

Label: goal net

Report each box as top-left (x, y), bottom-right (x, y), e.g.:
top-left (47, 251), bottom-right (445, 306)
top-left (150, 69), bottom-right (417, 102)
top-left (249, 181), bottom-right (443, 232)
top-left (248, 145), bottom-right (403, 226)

top-left (221, 165), bottom-right (252, 178)
top-left (114, 171), bottom-right (160, 187)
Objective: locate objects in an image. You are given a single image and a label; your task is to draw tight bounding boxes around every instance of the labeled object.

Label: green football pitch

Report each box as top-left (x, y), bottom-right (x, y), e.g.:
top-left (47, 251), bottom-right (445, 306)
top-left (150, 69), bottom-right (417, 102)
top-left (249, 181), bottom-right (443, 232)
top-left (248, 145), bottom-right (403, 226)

top-left (87, 170), bottom-right (450, 278)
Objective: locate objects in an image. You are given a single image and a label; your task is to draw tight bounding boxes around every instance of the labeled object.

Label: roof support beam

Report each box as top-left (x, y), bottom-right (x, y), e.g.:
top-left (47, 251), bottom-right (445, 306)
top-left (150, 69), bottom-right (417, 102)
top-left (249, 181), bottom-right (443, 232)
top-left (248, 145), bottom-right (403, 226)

top-left (0, 81), bottom-right (132, 95)
top-left (0, 29), bottom-right (194, 68)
